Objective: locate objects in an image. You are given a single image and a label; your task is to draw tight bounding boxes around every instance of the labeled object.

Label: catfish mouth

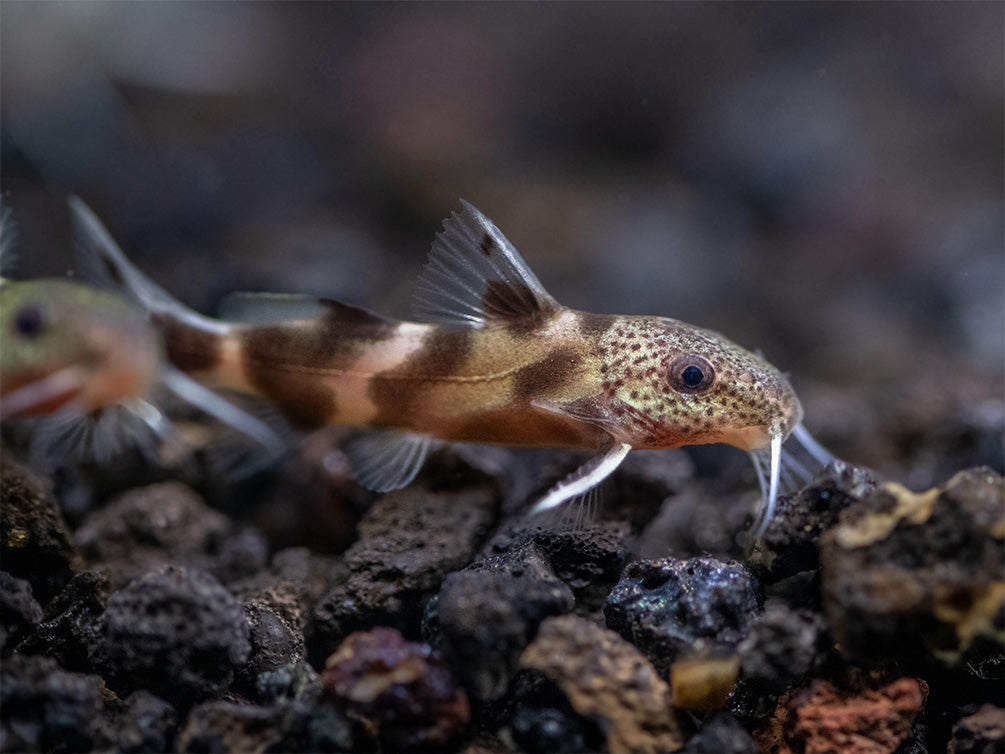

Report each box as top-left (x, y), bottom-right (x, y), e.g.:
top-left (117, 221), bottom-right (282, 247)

top-left (720, 424), bottom-right (773, 452)
top-left (1, 366), bottom-right (87, 418)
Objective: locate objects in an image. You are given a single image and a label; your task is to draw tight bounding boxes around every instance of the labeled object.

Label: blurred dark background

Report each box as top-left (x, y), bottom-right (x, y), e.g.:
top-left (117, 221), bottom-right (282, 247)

top-left (2, 2), bottom-right (1002, 485)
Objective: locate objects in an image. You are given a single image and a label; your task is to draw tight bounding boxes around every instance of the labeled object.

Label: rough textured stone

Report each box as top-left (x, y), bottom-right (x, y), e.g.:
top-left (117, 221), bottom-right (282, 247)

top-left (482, 522), bottom-right (629, 617)
top-left (74, 481), bottom-right (234, 588)
top-left (820, 467), bottom-right (1004, 670)
top-left (425, 543), bottom-right (574, 701)
top-left (176, 701), bottom-right (289, 753)
top-left (94, 565), bottom-right (252, 706)
top-left (605, 556), bottom-right (759, 677)
top-left (519, 614), bottom-right (687, 754)
top-left (948, 704), bottom-right (1005, 754)
top-left (749, 460), bottom-right (877, 585)
top-left (16, 570), bottom-right (109, 673)
top-left (685, 712), bottom-right (760, 753)
top-left (757, 677), bottom-right (928, 754)
top-left (0, 570), bottom-right (43, 653)
top-left (1, 456), bottom-right (82, 603)
top-left (737, 601), bottom-right (825, 693)
top-left (0, 653), bottom-right (106, 753)
top-left (319, 626), bottom-right (470, 752)
top-left (100, 690), bottom-right (178, 754)
top-left (312, 482), bottom-right (496, 655)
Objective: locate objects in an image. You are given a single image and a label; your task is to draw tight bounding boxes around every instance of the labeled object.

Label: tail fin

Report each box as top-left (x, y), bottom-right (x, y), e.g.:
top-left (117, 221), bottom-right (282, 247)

top-left (68, 197), bottom-right (228, 335)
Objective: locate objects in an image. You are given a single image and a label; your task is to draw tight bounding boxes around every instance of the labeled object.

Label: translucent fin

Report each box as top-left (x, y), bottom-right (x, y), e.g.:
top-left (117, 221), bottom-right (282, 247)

top-left (343, 429), bottom-right (433, 492)
top-left (529, 438), bottom-right (632, 515)
top-left (160, 367), bottom-right (286, 472)
top-left (27, 399), bottom-right (188, 470)
top-left (68, 197), bottom-right (228, 335)
top-left (412, 200), bottom-right (562, 328)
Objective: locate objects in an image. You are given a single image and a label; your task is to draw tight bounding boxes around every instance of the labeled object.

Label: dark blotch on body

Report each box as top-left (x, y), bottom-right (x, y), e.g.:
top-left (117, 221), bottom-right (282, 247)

top-left (369, 328), bottom-right (473, 425)
top-left (512, 346), bottom-right (583, 401)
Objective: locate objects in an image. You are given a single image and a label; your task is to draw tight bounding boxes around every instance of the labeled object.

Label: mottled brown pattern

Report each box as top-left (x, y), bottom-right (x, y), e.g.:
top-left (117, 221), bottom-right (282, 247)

top-left (368, 327), bottom-right (473, 426)
top-left (239, 304), bottom-right (396, 428)
top-left (159, 317), bottom-right (222, 374)
top-left (512, 346), bottom-right (583, 400)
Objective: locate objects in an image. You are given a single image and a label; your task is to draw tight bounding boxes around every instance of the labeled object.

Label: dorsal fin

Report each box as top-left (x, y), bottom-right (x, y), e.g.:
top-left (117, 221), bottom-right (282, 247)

top-left (412, 200), bottom-right (562, 329)
top-left (220, 292), bottom-right (393, 329)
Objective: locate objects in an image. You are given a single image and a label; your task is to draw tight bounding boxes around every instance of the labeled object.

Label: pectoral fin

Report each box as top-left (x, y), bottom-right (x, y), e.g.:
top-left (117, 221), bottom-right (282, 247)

top-left (529, 436), bottom-right (632, 515)
top-left (344, 429), bottom-right (433, 492)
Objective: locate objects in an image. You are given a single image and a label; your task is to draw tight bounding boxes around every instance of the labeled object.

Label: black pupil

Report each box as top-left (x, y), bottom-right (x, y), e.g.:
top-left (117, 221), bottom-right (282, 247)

top-left (681, 365), bottom-right (704, 387)
top-left (14, 304), bottom-right (46, 339)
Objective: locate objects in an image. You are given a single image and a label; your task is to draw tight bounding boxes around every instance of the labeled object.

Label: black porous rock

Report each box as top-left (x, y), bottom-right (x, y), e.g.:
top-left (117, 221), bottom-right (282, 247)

top-left (93, 565), bottom-right (252, 707)
top-left (1, 456), bottom-right (82, 604)
top-left (684, 711), bottom-right (760, 753)
top-left (605, 556), bottom-right (759, 678)
top-left (0, 570), bottom-right (42, 653)
top-left (820, 467), bottom-right (1004, 671)
top-left (0, 653), bottom-right (106, 753)
top-left (73, 481), bottom-right (234, 589)
top-left (311, 482), bottom-right (496, 656)
top-left (99, 690), bottom-right (178, 754)
top-left (16, 570), bottom-right (110, 673)
top-left (504, 672), bottom-right (606, 753)
top-left (748, 460), bottom-right (878, 587)
top-left (318, 625), bottom-right (470, 752)
top-left (737, 600), bottom-right (826, 694)
top-left (425, 555), bottom-right (574, 701)
top-left (234, 600), bottom-right (306, 698)
top-left (482, 522), bottom-right (630, 617)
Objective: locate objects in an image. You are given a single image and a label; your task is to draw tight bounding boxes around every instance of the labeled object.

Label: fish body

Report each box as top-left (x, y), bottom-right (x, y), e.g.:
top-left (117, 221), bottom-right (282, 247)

top-left (0, 210), bottom-right (282, 468)
top-left (72, 198), bottom-right (826, 528)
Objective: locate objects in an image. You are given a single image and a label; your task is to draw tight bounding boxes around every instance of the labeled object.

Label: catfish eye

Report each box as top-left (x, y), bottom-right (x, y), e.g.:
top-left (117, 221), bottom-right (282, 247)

top-left (667, 354), bottom-right (715, 393)
top-left (13, 303), bottom-right (47, 339)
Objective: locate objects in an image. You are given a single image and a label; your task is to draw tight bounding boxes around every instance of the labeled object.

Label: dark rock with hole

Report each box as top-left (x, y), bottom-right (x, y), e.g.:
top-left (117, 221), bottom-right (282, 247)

top-left (93, 565), bottom-right (252, 707)
top-left (605, 556), bottom-right (760, 678)
top-left (318, 625), bottom-right (470, 752)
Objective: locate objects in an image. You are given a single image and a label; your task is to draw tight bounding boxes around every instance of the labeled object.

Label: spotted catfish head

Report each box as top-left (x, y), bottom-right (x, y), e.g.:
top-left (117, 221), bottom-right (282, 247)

top-left (0, 279), bottom-right (162, 417)
top-left (594, 315), bottom-right (803, 452)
